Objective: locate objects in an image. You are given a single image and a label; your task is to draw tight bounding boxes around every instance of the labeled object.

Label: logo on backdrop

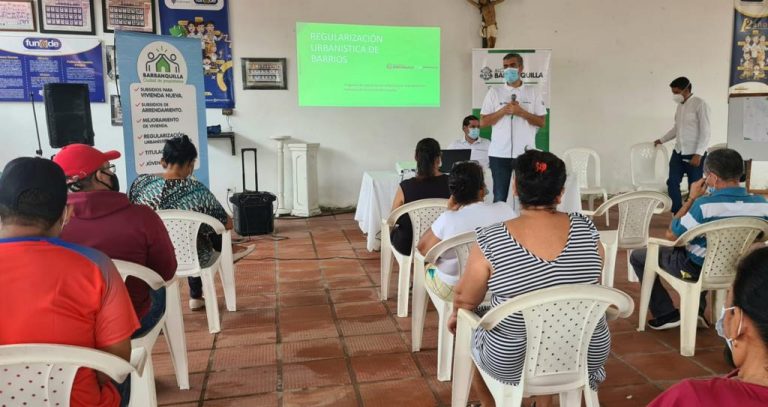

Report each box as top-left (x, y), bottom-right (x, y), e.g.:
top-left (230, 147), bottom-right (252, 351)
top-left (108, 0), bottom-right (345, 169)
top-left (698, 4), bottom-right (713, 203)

top-left (23, 38), bottom-right (61, 50)
top-left (137, 41), bottom-right (188, 84)
top-left (478, 66), bottom-right (545, 82)
top-left (479, 66), bottom-right (493, 81)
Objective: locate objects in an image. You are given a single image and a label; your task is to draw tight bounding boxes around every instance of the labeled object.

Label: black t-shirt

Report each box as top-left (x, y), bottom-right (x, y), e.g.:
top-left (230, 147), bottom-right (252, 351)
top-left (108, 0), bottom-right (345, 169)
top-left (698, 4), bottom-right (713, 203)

top-left (390, 175), bottom-right (450, 254)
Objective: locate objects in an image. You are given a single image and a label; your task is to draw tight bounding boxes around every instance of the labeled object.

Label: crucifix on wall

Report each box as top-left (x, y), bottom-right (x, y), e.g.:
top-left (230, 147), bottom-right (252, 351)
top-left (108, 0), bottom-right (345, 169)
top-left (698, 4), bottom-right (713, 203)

top-left (466, 0), bottom-right (506, 48)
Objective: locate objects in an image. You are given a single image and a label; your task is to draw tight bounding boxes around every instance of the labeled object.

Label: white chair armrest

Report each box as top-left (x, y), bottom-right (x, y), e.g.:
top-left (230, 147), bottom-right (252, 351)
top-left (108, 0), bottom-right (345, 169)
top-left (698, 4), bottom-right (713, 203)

top-left (647, 237), bottom-right (680, 248)
top-left (112, 260), bottom-right (166, 290)
top-left (457, 308), bottom-right (482, 330)
top-left (130, 347), bottom-right (148, 378)
top-left (582, 209), bottom-right (596, 217)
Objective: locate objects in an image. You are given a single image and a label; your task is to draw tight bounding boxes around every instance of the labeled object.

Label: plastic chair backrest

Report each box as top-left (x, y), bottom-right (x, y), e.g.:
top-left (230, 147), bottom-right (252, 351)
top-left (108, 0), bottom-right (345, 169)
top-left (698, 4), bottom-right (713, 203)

top-left (477, 285), bottom-right (633, 387)
top-left (563, 148), bottom-right (601, 189)
top-left (0, 344), bottom-right (135, 406)
top-left (423, 231), bottom-right (476, 278)
top-left (113, 259), bottom-right (166, 290)
top-left (158, 210), bottom-right (226, 271)
top-left (630, 143), bottom-right (668, 186)
top-left (676, 217), bottom-right (768, 287)
top-left (593, 191), bottom-right (671, 247)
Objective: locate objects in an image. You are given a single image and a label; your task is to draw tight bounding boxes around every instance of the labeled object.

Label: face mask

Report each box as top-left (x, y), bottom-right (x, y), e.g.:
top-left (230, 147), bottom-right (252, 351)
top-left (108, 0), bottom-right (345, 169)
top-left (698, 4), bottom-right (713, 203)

top-left (97, 171), bottom-right (120, 192)
top-left (504, 67), bottom-right (519, 84)
top-left (672, 94), bottom-right (685, 104)
top-left (468, 128), bottom-right (480, 139)
top-left (716, 306), bottom-right (743, 351)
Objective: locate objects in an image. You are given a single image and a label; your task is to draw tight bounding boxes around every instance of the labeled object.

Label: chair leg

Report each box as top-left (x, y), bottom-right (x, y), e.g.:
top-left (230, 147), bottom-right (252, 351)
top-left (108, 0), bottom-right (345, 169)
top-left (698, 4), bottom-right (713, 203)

top-left (451, 322), bottom-right (474, 407)
top-left (201, 269), bottom-right (221, 334)
top-left (601, 241), bottom-right (617, 288)
top-left (396, 255), bottom-right (412, 318)
top-left (584, 387), bottom-right (600, 407)
top-left (559, 389), bottom-right (583, 407)
top-left (626, 249), bottom-right (639, 283)
top-left (602, 191), bottom-right (609, 227)
top-left (436, 301), bottom-right (454, 382)
top-left (637, 263), bottom-right (658, 332)
top-left (410, 261), bottom-right (428, 352)
top-left (218, 249), bottom-right (237, 312)
top-left (380, 239), bottom-right (393, 301)
top-left (129, 354), bottom-right (158, 407)
top-left (163, 281), bottom-right (189, 389)
top-left (680, 290), bottom-right (701, 357)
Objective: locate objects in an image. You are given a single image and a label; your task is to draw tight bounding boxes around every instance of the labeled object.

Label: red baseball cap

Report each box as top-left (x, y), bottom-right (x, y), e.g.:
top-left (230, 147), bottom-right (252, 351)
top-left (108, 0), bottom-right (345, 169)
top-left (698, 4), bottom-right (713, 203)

top-left (53, 144), bottom-right (121, 179)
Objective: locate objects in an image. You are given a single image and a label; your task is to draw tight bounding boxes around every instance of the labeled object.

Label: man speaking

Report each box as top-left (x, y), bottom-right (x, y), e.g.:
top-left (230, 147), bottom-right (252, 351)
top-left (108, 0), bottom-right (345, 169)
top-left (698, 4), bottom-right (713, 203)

top-left (480, 53), bottom-right (547, 202)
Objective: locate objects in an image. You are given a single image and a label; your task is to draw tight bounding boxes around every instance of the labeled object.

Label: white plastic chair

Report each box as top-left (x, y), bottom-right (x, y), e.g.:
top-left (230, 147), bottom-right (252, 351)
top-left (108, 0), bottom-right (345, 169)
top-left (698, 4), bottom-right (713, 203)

top-left (380, 198), bottom-right (448, 317)
top-left (158, 210), bottom-right (237, 334)
top-left (638, 217), bottom-right (768, 356)
top-left (583, 191), bottom-right (672, 286)
top-left (563, 148), bottom-right (609, 226)
top-left (451, 285), bottom-right (634, 407)
top-left (411, 231), bottom-right (477, 381)
top-left (630, 142), bottom-right (669, 192)
top-left (0, 344), bottom-right (147, 407)
top-left (114, 260), bottom-right (190, 405)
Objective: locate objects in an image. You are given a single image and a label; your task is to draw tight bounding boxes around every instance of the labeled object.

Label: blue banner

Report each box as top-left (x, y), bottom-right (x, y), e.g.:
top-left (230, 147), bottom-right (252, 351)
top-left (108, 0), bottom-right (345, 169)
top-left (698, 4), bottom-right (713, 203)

top-left (0, 36), bottom-right (104, 102)
top-left (158, 0), bottom-right (235, 108)
top-left (116, 31), bottom-right (210, 186)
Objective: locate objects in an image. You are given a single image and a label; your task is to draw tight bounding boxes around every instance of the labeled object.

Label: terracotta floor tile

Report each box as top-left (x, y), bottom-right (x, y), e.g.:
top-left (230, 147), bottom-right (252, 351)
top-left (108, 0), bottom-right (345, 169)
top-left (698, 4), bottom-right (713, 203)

top-left (183, 313), bottom-right (212, 332)
top-left (350, 353), bottom-right (421, 383)
top-left (282, 358), bottom-right (352, 390)
top-left (220, 308), bottom-right (275, 330)
top-left (203, 393), bottom-right (278, 406)
top-left (317, 249), bottom-right (358, 258)
top-left (333, 301), bottom-right (388, 319)
top-left (153, 329), bottom-right (215, 354)
top-left (283, 385), bottom-right (358, 407)
top-left (651, 326), bottom-right (726, 351)
top-left (204, 365), bottom-right (278, 399)
top-left (281, 319), bottom-right (339, 342)
top-left (404, 328), bottom-right (438, 351)
top-left (355, 249), bottom-right (380, 259)
top-left (323, 266), bottom-right (367, 279)
top-left (611, 331), bottom-right (673, 356)
top-left (280, 304), bottom-right (333, 324)
top-left (413, 350), bottom-right (439, 376)
top-left (320, 258), bottom-right (361, 269)
top-left (315, 242), bottom-right (354, 251)
top-left (691, 347), bottom-right (733, 375)
top-left (155, 372), bottom-right (205, 405)
top-left (338, 315), bottom-right (398, 336)
top-left (153, 349), bottom-right (210, 376)
top-left (280, 279), bottom-right (325, 292)
top-left (235, 282), bottom-right (277, 296)
top-left (279, 291), bottom-right (329, 308)
top-left (234, 293), bottom-right (277, 310)
top-left (234, 261), bottom-right (275, 273)
top-left (327, 275), bottom-right (375, 290)
top-left (212, 344), bottom-right (277, 371)
top-left (282, 338), bottom-right (345, 363)
top-left (216, 325), bottom-right (277, 348)
top-left (597, 383), bottom-right (664, 407)
top-left (279, 269), bottom-right (323, 282)
top-left (278, 260), bottom-right (321, 272)
top-left (603, 357), bottom-right (649, 387)
top-left (345, 333), bottom-right (408, 356)
top-left (358, 377), bottom-right (437, 406)
top-left (331, 288), bottom-right (380, 304)
top-left (622, 352), bottom-right (710, 381)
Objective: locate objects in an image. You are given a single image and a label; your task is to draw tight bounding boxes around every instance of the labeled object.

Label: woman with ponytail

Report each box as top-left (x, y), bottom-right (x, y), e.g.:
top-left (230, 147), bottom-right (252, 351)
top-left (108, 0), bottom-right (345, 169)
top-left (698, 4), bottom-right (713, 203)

top-left (390, 138), bottom-right (450, 254)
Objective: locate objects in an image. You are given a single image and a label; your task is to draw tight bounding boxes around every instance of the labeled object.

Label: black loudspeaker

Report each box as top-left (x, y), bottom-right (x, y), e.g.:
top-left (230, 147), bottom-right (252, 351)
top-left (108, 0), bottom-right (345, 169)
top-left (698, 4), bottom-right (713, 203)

top-left (44, 83), bottom-right (94, 148)
top-left (229, 148), bottom-right (277, 236)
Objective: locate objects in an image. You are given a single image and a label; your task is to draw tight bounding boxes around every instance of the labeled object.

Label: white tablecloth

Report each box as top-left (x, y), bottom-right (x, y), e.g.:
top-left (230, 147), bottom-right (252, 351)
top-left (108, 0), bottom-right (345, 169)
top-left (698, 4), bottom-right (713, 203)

top-left (355, 170), bottom-right (583, 252)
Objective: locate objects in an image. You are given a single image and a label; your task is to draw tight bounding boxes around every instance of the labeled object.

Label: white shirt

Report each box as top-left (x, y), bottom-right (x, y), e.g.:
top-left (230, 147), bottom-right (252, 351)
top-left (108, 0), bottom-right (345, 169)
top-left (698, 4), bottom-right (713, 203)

top-left (447, 137), bottom-right (490, 168)
top-left (660, 95), bottom-right (711, 156)
top-left (431, 202), bottom-right (517, 284)
top-left (480, 84), bottom-right (547, 159)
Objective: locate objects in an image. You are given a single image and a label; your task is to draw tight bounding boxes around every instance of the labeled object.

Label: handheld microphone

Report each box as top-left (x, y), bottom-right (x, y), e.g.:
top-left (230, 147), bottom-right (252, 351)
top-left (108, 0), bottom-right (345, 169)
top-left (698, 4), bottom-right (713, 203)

top-left (511, 94), bottom-right (517, 103)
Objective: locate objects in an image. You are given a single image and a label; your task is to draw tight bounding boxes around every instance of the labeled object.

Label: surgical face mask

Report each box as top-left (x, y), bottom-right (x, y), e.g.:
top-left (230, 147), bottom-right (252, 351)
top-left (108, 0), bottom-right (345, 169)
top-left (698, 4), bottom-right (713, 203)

top-left (716, 306), bottom-right (743, 351)
top-left (504, 67), bottom-right (519, 83)
top-left (468, 128), bottom-right (480, 139)
top-left (97, 169), bottom-right (120, 192)
top-left (672, 93), bottom-right (685, 104)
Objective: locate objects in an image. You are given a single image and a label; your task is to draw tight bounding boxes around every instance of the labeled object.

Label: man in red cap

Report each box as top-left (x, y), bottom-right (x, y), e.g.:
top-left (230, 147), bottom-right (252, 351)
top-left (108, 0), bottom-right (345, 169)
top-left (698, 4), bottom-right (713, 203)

top-left (54, 144), bottom-right (176, 337)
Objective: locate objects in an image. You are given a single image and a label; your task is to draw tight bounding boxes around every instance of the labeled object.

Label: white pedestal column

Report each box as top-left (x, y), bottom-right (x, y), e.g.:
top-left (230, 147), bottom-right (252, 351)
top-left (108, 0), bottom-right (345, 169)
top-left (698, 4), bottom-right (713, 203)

top-left (270, 135), bottom-right (291, 215)
top-left (288, 143), bottom-right (321, 217)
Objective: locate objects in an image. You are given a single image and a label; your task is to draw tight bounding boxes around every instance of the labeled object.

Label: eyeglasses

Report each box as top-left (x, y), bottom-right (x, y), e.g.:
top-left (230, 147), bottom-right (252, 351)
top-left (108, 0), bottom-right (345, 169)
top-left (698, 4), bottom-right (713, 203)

top-left (99, 164), bottom-right (116, 174)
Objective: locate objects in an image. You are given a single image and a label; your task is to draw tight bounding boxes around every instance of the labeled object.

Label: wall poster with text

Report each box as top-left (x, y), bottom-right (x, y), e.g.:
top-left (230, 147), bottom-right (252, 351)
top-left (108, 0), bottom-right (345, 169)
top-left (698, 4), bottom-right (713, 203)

top-left (730, 1), bottom-right (768, 94)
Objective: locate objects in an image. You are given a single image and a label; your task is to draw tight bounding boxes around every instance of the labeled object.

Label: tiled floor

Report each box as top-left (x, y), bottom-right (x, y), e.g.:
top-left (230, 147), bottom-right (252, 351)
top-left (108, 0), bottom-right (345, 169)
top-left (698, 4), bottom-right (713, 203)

top-left (153, 210), bottom-right (732, 406)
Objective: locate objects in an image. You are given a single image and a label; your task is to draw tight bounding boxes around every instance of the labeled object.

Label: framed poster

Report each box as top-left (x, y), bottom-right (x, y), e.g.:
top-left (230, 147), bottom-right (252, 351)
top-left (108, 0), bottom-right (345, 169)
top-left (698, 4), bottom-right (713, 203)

top-left (38, 0), bottom-right (95, 35)
top-left (102, 0), bottom-right (155, 33)
top-left (0, 0), bottom-right (36, 32)
top-left (242, 58), bottom-right (287, 90)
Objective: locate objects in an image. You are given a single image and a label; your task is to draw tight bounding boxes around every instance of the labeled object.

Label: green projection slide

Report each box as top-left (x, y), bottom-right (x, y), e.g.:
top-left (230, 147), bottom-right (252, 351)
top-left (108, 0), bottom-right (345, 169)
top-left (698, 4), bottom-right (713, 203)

top-left (296, 22), bottom-right (440, 107)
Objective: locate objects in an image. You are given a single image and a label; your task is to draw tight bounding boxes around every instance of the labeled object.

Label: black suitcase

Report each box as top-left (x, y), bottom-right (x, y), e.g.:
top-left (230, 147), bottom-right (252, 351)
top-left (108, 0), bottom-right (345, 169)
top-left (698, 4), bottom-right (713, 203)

top-left (229, 148), bottom-right (276, 236)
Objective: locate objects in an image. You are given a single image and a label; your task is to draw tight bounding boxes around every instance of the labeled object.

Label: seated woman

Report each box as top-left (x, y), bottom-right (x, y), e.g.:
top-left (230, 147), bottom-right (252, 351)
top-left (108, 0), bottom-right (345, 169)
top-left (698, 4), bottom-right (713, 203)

top-left (390, 137), bottom-right (451, 255)
top-left (128, 135), bottom-right (253, 310)
top-left (649, 246), bottom-right (768, 406)
top-left (448, 150), bottom-right (607, 407)
top-left (416, 160), bottom-right (516, 301)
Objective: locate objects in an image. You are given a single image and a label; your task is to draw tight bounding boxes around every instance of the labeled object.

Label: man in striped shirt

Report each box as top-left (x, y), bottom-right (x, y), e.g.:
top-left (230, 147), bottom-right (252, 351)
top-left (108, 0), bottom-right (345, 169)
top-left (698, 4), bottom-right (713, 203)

top-left (630, 148), bottom-right (768, 330)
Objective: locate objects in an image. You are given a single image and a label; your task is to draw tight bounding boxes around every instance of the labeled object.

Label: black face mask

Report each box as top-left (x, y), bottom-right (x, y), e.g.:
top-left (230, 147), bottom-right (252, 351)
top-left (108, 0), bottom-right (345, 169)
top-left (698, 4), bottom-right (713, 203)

top-left (97, 171), bottom-right (120, 192)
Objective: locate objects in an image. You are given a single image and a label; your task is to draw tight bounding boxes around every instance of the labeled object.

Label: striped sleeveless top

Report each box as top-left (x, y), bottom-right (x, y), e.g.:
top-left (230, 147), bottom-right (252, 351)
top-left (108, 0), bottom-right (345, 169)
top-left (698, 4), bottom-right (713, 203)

top-left (471, 212), bottom-right (610, 390)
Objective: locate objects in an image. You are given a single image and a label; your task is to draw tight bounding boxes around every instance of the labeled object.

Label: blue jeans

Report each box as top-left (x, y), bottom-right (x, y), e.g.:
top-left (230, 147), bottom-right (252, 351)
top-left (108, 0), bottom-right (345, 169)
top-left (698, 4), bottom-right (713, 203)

top-left (114, 377), bottom-right (130, 407)
top-left (668, 150), bottom-right (706, 214)
top-left (132, 288), bottom-right (167, 338)
top-left (489, 156), bottom-right (516, 203)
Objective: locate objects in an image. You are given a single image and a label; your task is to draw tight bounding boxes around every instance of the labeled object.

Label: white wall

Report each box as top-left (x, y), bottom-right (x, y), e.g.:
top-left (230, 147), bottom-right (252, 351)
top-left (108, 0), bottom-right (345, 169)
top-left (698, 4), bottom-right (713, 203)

top-left (2, 0), bottom-right (761, 207)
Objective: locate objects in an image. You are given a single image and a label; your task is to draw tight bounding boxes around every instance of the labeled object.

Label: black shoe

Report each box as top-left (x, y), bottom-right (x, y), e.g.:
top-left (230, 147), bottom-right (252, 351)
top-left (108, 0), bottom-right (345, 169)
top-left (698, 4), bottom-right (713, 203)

top-left (697, 314), bottom-right (710, 329)
top-left (648, 311), bottom-right (681, 330)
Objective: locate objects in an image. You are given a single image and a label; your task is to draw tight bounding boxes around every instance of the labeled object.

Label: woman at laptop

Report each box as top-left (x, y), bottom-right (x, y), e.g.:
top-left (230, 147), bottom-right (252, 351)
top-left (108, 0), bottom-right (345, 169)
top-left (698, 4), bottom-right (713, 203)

top-left (390, 138), bottom-right (451, 255)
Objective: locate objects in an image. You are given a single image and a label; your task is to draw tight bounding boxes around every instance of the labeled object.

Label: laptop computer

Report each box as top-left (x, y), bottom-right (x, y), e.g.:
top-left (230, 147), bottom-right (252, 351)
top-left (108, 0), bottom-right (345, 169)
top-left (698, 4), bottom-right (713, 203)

top-left (439, 149), bottom-right (472, 173)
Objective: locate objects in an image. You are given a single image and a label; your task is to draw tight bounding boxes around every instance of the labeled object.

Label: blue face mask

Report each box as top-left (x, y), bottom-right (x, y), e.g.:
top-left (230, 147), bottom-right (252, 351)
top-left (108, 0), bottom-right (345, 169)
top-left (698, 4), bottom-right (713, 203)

top-left (468, 128), bottom-right (480, 139)
top-left (504, 67), bottom-right (519, 84)
top-left (715, 306), bottom-right (742, 351)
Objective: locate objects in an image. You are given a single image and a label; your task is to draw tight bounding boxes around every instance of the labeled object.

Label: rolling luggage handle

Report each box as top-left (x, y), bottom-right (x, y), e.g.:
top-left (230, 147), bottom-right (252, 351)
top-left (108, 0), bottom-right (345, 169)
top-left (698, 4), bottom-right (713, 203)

top-left (241, 148), bottom-right (258, 191)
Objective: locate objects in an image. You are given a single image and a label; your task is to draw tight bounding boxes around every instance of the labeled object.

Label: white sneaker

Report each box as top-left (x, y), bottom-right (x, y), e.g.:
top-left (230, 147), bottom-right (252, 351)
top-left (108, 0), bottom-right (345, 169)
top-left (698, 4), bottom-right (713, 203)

top-left (189, 298), bottom-right (205, 311)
